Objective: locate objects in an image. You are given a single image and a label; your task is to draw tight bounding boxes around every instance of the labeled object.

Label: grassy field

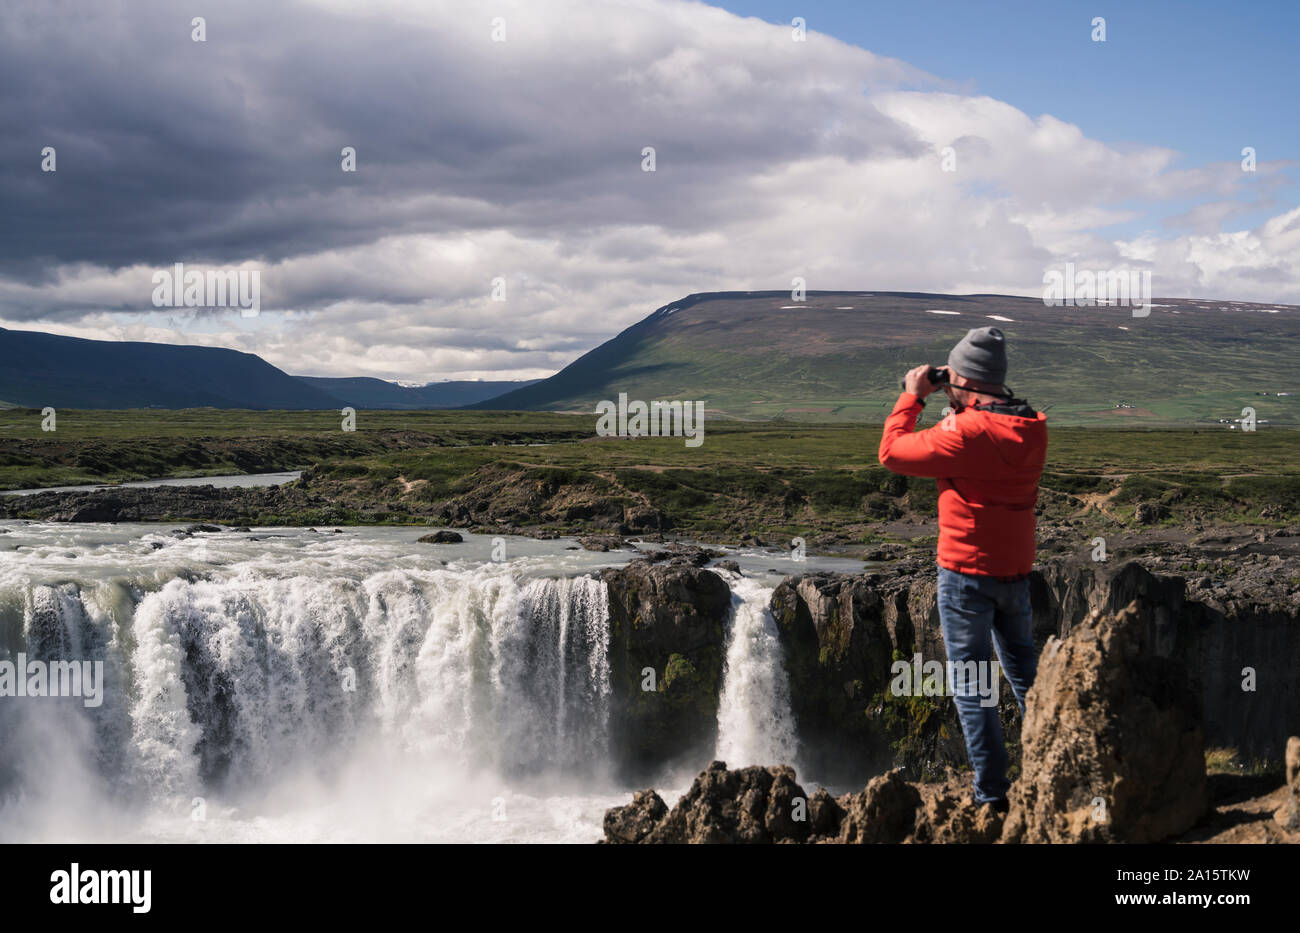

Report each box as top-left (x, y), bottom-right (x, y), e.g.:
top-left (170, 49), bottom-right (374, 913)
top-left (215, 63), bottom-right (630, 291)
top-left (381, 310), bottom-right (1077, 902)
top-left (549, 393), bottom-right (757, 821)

top-left (0, 407), bottom-right (597, 440)
top-left (0, 408), bottom-right (597, 489)
top-left (5, 407), bottom-right (1294, 474)
top-left (3, 407), bottom-right (1295, 538)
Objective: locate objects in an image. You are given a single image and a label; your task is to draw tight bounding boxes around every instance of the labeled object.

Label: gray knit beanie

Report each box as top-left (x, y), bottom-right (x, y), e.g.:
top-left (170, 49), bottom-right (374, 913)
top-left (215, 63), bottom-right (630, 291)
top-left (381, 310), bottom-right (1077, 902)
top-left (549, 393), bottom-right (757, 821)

top-left (947, 326), bottom-right (1007, 385)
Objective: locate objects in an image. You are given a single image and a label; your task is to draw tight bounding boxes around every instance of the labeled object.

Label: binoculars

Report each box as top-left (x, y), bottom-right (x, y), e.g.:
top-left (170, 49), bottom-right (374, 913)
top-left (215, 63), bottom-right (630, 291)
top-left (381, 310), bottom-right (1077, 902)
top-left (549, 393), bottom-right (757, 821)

top-left (899, 366), bottom-right (949, 389)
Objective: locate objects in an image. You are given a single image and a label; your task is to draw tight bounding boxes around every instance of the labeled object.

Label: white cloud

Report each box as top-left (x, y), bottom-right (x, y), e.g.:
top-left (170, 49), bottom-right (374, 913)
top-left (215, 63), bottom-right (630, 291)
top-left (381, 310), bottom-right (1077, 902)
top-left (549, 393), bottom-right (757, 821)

top-left (1, 0), bottom-right (1295, 381)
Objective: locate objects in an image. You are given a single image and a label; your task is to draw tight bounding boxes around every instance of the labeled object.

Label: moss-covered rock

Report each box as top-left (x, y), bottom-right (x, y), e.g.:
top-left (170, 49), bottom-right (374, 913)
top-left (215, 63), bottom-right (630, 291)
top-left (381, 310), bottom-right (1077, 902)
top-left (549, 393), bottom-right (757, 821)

top-left (771, 565), bottom-right (1029, 785)
top-left (600, 557), bottom-right (732, 781)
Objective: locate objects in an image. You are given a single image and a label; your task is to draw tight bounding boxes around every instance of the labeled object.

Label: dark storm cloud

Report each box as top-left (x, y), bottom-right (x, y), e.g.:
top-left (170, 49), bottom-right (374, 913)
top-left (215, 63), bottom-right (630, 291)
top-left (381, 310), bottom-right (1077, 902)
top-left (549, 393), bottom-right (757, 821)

top-left (3, 0), bottom-right (1285, 383)
top-left (0, 0), bottom-right (927, 285)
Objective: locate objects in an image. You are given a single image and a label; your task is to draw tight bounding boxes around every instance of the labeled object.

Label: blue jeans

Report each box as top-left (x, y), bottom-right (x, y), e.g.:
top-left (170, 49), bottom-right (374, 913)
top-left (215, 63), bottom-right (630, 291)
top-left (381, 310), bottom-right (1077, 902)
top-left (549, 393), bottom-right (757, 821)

top-left (936, 566), bottom-right (1038, 804)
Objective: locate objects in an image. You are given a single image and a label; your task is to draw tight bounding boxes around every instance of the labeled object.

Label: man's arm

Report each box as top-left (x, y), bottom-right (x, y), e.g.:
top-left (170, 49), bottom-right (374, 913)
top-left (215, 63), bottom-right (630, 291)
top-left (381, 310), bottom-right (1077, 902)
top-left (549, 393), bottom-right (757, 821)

top-left (878, 391), bottom-right (968, 477)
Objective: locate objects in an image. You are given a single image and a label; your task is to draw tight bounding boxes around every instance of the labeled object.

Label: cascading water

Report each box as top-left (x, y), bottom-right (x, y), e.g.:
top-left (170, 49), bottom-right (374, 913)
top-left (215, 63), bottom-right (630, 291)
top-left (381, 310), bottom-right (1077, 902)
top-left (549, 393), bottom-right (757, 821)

top-left (504, 576), bottom-right (612, 771)
top-left (713, 574), bottom-right (800, 771)
top-left (0, 524), bottom-right (849, 841)
top-left (0, 526), bottom-right (620, 841)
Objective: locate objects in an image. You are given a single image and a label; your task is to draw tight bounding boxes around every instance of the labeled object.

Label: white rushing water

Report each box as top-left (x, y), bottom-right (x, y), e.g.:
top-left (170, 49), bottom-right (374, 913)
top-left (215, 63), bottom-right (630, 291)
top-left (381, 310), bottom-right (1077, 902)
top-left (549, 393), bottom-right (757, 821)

top-left (714, 575), bottom-right (800, 771)
top-left (0, 522), bottom-right (855, 842)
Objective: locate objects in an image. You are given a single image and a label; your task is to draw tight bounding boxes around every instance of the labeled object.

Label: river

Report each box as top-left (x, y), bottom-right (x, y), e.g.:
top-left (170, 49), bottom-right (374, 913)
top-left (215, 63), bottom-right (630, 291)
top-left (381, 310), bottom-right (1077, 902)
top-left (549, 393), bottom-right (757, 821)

top-left (2, 471), bottom-right (302, 496)
top-left (0, 521), bottom-right (860, 842)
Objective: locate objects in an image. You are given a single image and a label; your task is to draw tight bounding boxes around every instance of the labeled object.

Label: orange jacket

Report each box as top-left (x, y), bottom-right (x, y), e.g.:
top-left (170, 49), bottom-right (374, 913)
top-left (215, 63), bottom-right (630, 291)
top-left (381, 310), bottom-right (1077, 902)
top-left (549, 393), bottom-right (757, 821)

top-left (878, 392), bottom-right (1048, 578)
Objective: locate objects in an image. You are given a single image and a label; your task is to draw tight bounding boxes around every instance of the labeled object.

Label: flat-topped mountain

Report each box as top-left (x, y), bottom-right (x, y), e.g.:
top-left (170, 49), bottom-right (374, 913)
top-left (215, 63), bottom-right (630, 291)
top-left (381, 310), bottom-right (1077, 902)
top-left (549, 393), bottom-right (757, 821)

top-left (472, 291), bottom-right (1299, 426)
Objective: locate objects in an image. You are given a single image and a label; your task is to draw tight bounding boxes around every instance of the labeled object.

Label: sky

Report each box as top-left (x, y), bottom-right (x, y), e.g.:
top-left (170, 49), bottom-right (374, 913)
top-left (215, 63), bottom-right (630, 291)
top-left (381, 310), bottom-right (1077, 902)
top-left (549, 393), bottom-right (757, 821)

top-left (717, 0), bottom-right (1300, 236)
top-left (2, 0), bottom-right (1296, 383)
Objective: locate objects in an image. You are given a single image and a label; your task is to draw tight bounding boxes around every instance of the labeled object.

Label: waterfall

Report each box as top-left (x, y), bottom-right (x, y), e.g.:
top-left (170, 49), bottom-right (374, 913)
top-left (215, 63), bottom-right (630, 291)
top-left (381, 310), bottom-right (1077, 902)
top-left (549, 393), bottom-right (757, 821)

top-left (0, 525), bottom-right (816, 841)
top-left (504, 576), bottom-right (612, 772)
top-left (0, 564), bottom-right (613, 826)
top-left (713, 575), bottom-right (800, 770)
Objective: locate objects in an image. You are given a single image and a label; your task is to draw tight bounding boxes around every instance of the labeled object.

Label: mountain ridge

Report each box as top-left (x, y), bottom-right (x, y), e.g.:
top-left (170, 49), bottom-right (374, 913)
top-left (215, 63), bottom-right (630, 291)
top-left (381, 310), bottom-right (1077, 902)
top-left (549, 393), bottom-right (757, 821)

top-left (470, 290), bottom-right (1300, 426)
top-left (3, 288), bottom-right (1297, 424)
top-left (0, 326), bottom-right (533, 410)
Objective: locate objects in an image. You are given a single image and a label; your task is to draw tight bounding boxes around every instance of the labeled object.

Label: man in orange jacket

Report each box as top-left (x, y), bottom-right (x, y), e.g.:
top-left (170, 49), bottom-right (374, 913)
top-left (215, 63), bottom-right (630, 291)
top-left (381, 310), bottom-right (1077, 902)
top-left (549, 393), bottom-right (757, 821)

top-left (878, 326), bottom-right (1048, 810)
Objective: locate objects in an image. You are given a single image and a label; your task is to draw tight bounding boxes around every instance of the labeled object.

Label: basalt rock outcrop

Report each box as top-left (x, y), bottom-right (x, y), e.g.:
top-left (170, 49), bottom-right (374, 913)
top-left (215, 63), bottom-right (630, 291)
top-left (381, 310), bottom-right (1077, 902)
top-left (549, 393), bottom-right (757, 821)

top-left (771, 551), bottom-right (1300, 784)
top-left (603, 761), bottom-right (1004, 844)
top-left (603, 600), bottom-right (1279, 844)
top-left (603, 761), bottom-right (810, 844)
top-left (826, 768), bottom-right (923, 843)
top-left (599, 556), bottom-right (733, 780)
top-left (1002, 602), bottom-right (1208, 843)
top-left (602, 789), bottom-right (670, 844)
top-left (0, 469), bottom-right (668, 535)
top-left (594, 542), bottom-right (1298, 789)
top-left (769, 560), bottom-right (948, 782)
top-left (1033, 551), bottom-right (1299, 768)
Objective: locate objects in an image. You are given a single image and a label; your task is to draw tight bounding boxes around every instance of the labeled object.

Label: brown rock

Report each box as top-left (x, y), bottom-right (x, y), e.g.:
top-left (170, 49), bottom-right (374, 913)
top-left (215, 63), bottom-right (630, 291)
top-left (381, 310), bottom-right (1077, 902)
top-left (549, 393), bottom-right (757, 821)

top-left (834, 769), bottom-right (921, 843)
top-left (909, 777), bottom-right (1003, 844)
top-left (1133, 502), bottom-right (1168, 525)
top-left (806, 787), bottom-right (844, 837)
top-left (577, 534), bottom-right (631, 552)
top-left (603, 789), bottom-right (669, 844)
top-left (1003, 601), bottom-right (1208, 843)
top-left (417, 530), bottom-right (463, 543)
top-left (1274, 736), bottom-right (1300, 831)
top-left (609, 761), bottom-right (813, 844)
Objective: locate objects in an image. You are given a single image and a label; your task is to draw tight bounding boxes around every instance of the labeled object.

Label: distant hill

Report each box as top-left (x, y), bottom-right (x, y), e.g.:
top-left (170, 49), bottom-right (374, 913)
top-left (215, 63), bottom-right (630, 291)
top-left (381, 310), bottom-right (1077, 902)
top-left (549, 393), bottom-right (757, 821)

top-left (296, 376), bottom-right (539, 409)
top-left (470, 291), bottom-right (1300, 426)
top-left (0, 327), bottom-right (342, 410)
top-left (6, 292), bottom-right (1297, 424)
top-left (0, 327), bottom-right (535, 410)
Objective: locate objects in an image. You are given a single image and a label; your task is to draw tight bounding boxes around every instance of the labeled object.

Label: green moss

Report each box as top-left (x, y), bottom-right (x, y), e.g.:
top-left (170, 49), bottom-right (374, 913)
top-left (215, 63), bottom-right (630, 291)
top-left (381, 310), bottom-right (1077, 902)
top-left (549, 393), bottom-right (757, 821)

top-left (663, 652), bottom-right (697, 688)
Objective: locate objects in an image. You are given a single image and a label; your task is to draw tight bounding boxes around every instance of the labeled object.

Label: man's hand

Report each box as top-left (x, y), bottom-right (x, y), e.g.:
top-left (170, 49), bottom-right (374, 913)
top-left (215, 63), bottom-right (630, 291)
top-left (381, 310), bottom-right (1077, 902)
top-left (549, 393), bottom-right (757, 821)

top-left (904, 364), bottom-right (941, 400)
